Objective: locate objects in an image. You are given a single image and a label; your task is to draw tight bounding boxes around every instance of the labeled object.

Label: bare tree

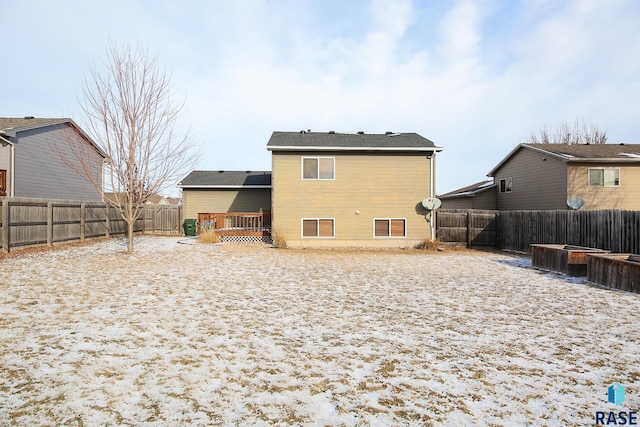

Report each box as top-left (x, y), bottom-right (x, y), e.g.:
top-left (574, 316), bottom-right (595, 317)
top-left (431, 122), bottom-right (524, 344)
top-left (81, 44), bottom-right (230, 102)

top-left (69, 42), bottom-right (198, 251)
top-left (528, 119), bottom-right (608, 145)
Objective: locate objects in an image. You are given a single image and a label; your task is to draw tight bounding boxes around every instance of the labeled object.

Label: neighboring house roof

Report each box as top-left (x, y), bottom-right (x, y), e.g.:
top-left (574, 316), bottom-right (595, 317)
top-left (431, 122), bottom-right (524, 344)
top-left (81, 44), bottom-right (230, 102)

top-left (266, 131), bottom-right (443, 152)
top-left (178, 170), bottom-right (272, 188)
top-left (489, 143), bottom-right (640, 176)
top-left (439, 180), bottom-right (496, 199)
top-left (0, 116), bottom-right (108, 159)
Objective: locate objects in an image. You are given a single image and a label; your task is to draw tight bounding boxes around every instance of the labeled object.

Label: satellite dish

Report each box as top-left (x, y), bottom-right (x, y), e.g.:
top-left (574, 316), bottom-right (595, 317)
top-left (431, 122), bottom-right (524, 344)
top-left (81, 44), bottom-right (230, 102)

top-left (422, 197), bottom-right (442, 211)
top-left (567, 197), bottom-right (585, 210)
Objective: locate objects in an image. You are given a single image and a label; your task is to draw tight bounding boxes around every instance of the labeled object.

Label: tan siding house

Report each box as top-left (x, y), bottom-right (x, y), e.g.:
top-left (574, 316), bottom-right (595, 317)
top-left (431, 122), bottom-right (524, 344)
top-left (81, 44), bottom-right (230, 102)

top-left (268, 131), bottom-right (442, 248)
top-left (178, 171), bottom-right (271, 220)
top-left (488, 143), bottom-right (640, 210)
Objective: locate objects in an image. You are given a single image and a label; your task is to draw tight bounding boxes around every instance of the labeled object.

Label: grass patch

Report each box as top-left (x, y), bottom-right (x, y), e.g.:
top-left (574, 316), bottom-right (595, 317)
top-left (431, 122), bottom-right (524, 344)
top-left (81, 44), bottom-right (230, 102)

top-left (198, 230), bottom-right (221, 244)
top-left (271, 229), bottom-right (287, 248)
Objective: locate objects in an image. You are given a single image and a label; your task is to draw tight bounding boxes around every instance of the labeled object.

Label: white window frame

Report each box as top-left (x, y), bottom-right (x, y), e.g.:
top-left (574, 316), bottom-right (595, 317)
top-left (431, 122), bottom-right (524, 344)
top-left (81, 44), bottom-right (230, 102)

top-left (499, 177), bottom-right (512, 193)
top-left (588, 167), bottom-right (620, 187)
top-left (373, 218), bottom-right (407, 238)
top-left (301, 157), bottom-right (335, 180)
top-left (301, 218), bottom-right (335, 238)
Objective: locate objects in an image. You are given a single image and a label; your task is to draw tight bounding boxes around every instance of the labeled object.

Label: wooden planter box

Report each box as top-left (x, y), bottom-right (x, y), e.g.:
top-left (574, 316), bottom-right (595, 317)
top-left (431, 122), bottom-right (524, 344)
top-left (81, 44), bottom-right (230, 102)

top-left (531, 244), bottom-right (611, 277)
top-left (587, 254), bottom-right (640, 294)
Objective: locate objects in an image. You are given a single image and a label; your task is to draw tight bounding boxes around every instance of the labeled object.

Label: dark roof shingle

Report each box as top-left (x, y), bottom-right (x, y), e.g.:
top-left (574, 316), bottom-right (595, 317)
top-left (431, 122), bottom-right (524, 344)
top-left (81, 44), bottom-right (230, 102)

top-left (266, 131), bottom-right (441, 151)
top-left (179, 170), bottom-right (272, 187)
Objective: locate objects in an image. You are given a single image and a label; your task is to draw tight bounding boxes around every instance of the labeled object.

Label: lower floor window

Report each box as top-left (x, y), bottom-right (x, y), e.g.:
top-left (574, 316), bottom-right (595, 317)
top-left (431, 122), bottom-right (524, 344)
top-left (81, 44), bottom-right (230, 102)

top-left (302, 218), bottom-right (334, 237)
top-left (374, 219), bottom-right (406, 237)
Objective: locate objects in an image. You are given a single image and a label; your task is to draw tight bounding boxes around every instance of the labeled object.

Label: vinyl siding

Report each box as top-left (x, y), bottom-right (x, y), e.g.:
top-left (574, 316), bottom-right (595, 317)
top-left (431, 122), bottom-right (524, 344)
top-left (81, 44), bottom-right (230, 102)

top-left (272, 151), bottom-right (434, 248)
top-left (440, 189), bottom-right (496, 210)
top-left (13, 124), bottom-right (103, 200)
top-left (494, 147), bottom-right (567, 210)
top-left (182, 188), bottom-right (271, 220)
top-left (567, 163), bottom-right (640, 210)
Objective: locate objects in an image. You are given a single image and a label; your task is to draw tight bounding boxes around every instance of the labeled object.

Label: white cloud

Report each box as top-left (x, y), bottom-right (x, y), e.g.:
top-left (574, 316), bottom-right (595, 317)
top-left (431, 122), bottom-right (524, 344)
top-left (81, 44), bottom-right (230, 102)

top-left (2, 0), bottom-right (639, 194)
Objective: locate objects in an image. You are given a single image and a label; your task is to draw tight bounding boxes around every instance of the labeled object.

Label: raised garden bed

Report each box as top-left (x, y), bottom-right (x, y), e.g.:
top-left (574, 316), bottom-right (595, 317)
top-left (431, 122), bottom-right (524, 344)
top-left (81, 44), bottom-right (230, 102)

top-left (531, 244), bottom-right (611, 277)
top-left (587, 253), bottom-right (640, 294)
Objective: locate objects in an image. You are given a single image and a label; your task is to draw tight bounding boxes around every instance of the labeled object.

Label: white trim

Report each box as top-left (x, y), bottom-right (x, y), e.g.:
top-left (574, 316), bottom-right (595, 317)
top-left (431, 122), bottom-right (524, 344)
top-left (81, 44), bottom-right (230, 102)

top-left (301, 157), bottom-right (335, 180)
top-left (179, 185), bottom-right (271, 189)
top-left (373, 218), bottom-right (407, 238)
top-left (269, 145), bottom-right (443, 152)
top-left (499, 177), bottom-right (512, 193)
top-left (301, 218), bottom-right (335, 238)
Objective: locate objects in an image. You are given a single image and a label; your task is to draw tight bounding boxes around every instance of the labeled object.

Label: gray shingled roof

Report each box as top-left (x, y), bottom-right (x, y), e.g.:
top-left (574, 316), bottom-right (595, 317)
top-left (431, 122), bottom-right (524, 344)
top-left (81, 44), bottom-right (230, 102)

top-left (523, 143), bottom-right (640, 159)
top-left (0, 117), bottom-right (70, 134)
top-left (439, 180), bottom-right (496, 199)
top-left (179, 170), bottom-right (272, 187)
top-left (266, 131), bottom-right (441, 151)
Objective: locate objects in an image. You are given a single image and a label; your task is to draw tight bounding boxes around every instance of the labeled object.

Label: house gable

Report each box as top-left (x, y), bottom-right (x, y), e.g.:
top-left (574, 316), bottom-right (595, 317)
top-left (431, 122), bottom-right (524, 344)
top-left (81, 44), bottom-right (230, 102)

top-left (0, 117), bottom-right (106, 200)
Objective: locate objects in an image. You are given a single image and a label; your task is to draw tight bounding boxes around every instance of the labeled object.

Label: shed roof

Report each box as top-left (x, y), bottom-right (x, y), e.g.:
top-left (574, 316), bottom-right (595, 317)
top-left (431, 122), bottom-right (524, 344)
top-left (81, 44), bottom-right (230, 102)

top-left (179, 170), bottom-right (272, 188)
top-left (266, 131), bottom-right (442, 152)
top-left (488, 143), bottom-right (640, 176)
top-left (439, 180), bottom-right (496, 199)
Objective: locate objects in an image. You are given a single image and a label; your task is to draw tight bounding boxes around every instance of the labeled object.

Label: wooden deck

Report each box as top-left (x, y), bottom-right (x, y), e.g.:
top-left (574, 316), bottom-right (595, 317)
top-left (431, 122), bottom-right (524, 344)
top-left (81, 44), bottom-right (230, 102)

top-left (197, 212), bottom-right (271, 237)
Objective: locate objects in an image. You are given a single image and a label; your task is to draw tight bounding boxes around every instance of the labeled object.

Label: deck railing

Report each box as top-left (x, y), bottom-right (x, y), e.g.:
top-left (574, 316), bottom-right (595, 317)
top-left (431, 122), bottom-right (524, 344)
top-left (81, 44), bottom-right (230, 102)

top-left (197, 212), bottom-right (271, 237)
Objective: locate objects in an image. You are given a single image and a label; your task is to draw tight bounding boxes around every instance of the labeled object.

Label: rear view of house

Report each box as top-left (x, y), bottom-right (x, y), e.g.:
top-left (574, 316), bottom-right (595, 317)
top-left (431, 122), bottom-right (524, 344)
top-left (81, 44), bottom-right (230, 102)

top-left (0, 117), bottom-right (106, 200)
top-left (267, 131), bottom-right (442, 248)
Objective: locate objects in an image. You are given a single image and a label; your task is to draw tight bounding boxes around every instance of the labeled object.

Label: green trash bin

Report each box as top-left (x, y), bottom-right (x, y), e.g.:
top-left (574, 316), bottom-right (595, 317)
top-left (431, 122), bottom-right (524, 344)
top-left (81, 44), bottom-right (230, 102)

top-left (183, 219), bottom-right (197, 236)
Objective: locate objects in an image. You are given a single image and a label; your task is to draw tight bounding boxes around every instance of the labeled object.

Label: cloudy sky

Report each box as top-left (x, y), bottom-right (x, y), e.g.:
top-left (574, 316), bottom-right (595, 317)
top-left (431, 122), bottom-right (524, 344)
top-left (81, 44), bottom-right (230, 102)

top-left (2, 0), bottom-right (639, 196)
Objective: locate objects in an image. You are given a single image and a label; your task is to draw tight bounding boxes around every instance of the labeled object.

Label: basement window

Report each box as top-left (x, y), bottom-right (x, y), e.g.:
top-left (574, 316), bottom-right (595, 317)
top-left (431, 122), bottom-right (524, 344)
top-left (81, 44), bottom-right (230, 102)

top-left (374, 219), bottom-right (406, 238)
top-left (302, 218), bottom-right (335, 238)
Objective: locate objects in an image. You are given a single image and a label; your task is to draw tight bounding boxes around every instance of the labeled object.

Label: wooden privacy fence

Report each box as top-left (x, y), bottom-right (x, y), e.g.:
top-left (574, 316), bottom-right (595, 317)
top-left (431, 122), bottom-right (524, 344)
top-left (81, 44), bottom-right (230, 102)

top-left (436, 209), bottom-right (497, 247)
top-left (435, 209), bottom-right (640, 254)
top-left (497, 209), bottom-right (640, 254)
top-left (0, 197), bottom-right (182, 252)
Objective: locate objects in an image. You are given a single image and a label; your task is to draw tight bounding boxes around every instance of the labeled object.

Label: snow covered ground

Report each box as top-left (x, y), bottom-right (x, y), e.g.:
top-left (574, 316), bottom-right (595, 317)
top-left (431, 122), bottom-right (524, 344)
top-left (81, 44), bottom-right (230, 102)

top-left (1, 236), bottom-right (639, 426)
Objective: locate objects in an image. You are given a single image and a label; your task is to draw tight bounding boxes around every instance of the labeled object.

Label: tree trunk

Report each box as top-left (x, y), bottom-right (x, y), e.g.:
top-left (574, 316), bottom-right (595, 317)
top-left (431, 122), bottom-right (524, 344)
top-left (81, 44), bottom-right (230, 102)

top-left (127, 220), bottom-right (134, 252)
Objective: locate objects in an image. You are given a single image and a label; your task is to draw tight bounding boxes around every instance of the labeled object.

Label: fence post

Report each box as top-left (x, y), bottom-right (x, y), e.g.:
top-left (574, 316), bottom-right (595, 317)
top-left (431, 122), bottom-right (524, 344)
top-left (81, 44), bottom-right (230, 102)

top-left (80, 202), bottom-right (86, 242)
top-left (1, 199), bottom-right (8, 252)
top-left (466, 211), bottom-right (471, 248)
top-left (105, 205), bottom-right (110, 238)
top-left (47, 201), bottom-right (53, 247)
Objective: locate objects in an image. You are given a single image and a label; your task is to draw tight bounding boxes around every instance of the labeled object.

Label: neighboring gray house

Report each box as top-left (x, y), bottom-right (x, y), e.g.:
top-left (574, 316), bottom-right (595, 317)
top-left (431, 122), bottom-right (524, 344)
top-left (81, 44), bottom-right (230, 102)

top-left (438, 180), bottom-right (497, 209)
top-left (488, 143), bottom-right (640, 210)
top-left (0, 117), bottom-right (106, 200)
top-left (178, 170), bottom-right (272, 220)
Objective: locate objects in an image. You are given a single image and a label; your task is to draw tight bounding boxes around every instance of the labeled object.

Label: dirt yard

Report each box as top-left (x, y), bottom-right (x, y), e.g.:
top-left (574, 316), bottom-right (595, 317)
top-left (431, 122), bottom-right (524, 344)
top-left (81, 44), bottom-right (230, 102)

top-left (1, 237), bottom-right (639, 425)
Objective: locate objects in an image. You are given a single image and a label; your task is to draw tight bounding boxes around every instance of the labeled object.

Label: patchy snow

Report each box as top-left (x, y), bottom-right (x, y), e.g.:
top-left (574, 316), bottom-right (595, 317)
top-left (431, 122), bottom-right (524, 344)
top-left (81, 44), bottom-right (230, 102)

top-left (0, 237), bottom-right (639, 426)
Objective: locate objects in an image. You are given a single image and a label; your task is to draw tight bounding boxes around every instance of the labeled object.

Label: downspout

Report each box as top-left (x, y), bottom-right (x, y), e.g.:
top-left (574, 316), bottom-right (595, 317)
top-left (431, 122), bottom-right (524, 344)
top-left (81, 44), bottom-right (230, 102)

top-left (430, 152), bottom-right (435, 240)
top-left (0, 133), bottom-right (15, 197)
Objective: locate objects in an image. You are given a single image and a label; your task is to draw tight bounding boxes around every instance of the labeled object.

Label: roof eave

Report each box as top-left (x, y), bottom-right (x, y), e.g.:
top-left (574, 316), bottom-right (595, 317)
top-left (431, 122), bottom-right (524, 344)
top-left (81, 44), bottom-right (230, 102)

top-left (565, 158), bottom-right (640, 163)
top-left (178, 185), bottom-right (272, 189)
top-left (267, 145), bottom-right (443, 152)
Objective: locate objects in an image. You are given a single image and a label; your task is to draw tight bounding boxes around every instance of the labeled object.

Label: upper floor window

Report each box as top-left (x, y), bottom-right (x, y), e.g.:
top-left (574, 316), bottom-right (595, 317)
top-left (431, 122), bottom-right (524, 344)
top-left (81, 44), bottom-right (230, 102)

top-left (302, 157), bottom-right (335, 180)
top-left (499, 177), bottom-right (512, 193)
top-left (589, 168), bottom-right (619, 187)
